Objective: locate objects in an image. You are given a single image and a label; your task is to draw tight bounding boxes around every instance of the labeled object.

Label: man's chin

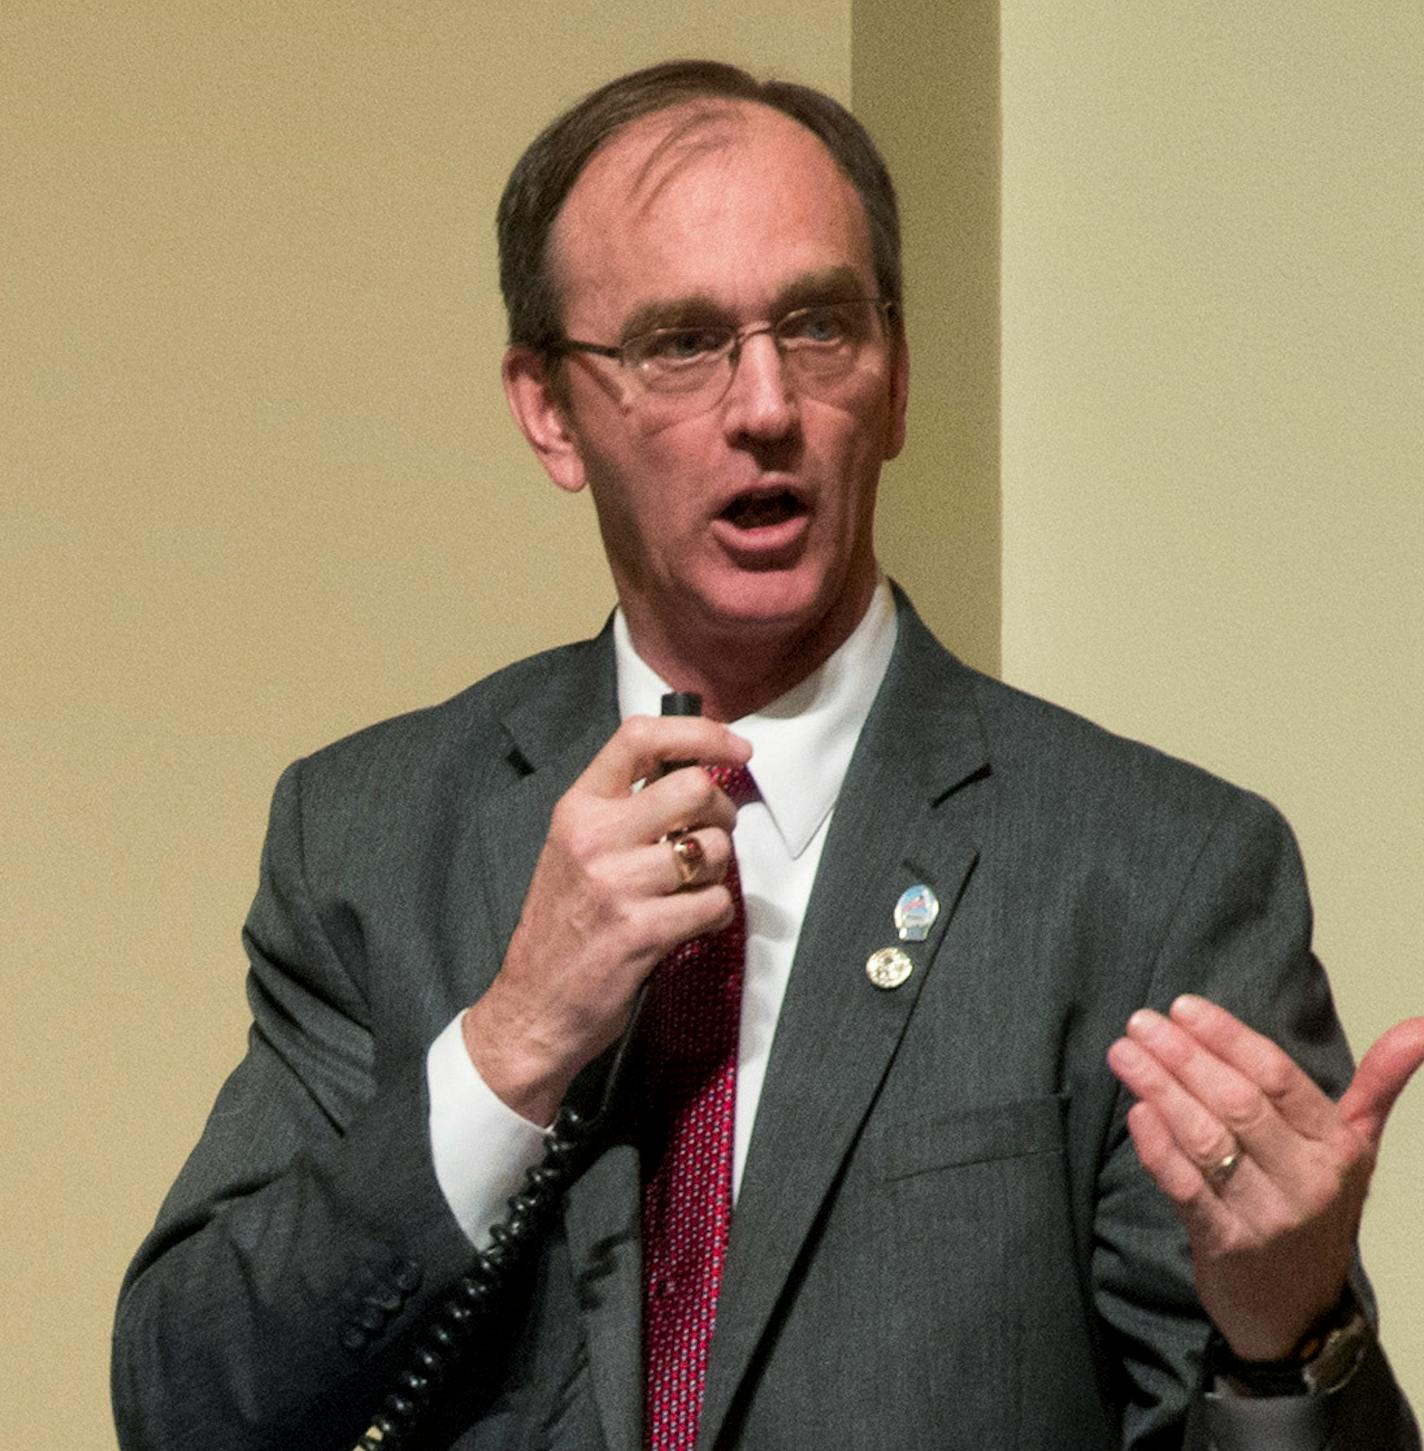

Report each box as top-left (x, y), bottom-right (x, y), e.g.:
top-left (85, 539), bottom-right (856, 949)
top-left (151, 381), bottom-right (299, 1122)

top-left (679, 570), bottom-right (864, 652)
top-left (692, 575), bottom-right (819, 629)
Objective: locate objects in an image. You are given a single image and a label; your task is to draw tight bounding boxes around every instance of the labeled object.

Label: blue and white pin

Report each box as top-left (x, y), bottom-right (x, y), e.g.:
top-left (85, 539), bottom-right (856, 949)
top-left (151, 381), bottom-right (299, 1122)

top-left (894, 883), bottom-right (939, 943)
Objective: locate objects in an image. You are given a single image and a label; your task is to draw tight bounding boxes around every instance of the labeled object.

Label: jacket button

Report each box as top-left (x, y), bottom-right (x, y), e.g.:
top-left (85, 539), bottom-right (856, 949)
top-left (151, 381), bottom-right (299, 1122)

top-left (365, 1284), bottom-right (403, 1313)
top-left (389, 1256), bottom-right (423, 1293)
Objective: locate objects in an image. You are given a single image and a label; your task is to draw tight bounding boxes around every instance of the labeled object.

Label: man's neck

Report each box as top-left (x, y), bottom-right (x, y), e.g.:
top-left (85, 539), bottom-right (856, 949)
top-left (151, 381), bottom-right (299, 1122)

top-left (619, 578), bottom-right (879, 722)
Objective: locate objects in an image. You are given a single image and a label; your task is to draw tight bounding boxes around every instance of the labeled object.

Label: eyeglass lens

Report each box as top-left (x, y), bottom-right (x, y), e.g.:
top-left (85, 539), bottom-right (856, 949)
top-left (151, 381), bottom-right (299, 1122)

top-left (629, 300), bottom-right (889, 416)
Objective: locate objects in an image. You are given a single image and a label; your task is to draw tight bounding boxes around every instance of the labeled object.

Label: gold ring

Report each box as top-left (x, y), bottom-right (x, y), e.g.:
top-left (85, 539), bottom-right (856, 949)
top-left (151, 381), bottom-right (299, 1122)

top-left (1206, 1149), bottom-right (1241, 1188)
top-left (670, 834), bottom-right (705, 888)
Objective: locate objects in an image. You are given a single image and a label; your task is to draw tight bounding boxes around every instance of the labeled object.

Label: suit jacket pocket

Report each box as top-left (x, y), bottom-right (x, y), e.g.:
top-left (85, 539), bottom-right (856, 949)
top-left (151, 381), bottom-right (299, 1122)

top-left (874, 1093), bottom-right (1068, 1182)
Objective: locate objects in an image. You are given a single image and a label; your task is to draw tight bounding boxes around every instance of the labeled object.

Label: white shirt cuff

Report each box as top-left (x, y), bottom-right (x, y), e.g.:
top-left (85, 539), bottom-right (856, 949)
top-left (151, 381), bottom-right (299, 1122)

top-left (426, 1011), bottom-right (548, 1248)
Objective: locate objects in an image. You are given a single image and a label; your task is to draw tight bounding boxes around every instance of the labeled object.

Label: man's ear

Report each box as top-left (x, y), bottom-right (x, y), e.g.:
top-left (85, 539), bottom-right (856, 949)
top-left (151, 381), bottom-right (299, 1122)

top-left (883, 324), bottom-right (910, 462)
top-left (502, 346), bottom-right (587, 494)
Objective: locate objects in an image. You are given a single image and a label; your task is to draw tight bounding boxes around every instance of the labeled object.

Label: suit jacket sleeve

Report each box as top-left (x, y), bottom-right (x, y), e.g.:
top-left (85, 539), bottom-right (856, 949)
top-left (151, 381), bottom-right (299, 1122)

top-left (112, 758), bottom-right (499, 1451)
top-left (1087, 785), bottom-right (1419, 1450)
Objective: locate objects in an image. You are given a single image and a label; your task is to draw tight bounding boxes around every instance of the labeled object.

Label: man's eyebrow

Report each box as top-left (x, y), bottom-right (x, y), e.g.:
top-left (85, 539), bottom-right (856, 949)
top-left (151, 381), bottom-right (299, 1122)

top-left (616, 267), bottom-right (873, 342)
top-left (771, 266), bottom-right (869, 313)
top-left (619, 294), bottom-right (729, 341)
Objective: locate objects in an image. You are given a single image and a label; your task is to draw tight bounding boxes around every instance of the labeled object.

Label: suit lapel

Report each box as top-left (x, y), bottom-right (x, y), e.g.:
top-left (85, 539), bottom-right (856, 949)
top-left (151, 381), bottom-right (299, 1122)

top-left (476, 635), bottom-right (619, 958)
top-left (474, 632), bottom-right (646, 1451)
top-left (698, 602), bottom-right (991, 1448)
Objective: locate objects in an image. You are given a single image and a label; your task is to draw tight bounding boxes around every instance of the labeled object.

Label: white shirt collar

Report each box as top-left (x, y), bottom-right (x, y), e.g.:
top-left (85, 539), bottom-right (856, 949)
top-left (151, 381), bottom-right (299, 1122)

top-left (614, 580), bottom-right (898, 858)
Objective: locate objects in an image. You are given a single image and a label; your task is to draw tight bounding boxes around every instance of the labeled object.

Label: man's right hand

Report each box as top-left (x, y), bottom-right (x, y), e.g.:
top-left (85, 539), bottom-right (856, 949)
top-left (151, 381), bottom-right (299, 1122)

top-left (463, 713), bottom-right (753, 1125)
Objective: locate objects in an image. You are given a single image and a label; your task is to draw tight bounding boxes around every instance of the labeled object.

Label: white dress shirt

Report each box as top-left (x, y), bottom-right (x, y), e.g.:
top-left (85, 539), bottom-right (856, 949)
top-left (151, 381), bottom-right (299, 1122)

top-left (427, 581), bottom-right (897, 1245)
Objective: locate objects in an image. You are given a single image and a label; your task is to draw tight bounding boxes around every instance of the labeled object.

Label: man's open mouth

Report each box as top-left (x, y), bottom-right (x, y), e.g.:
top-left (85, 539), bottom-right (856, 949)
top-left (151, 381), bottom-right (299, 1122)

top-left (721, 491), bottom-right (805, 529)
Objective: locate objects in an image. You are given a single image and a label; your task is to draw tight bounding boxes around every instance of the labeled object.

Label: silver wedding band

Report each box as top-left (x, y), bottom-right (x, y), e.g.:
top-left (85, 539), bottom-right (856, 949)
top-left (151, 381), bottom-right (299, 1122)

top-left (670, 833), bottom-right (705, 889)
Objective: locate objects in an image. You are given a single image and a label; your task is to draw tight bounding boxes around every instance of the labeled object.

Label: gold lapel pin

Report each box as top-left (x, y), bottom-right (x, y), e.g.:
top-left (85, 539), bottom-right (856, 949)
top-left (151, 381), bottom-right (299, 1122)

top-left (865, 946), bottom-right (914, 990)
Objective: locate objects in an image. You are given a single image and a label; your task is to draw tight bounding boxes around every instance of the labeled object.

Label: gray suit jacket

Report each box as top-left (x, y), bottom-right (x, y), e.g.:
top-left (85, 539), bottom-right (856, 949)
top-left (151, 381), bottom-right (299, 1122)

top-left (113, 592), bottom-right (1418, 1450)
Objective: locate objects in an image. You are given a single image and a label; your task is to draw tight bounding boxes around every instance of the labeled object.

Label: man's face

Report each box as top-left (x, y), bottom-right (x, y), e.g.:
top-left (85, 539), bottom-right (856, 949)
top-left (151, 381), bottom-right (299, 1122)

top-left (515, 101), bottom-right (907, 676)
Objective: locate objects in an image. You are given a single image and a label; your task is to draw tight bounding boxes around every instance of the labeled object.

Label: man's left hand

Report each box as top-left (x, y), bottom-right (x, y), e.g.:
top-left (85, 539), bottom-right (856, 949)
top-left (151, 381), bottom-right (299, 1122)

top-left (1107, 994), bottom-right (1424, 1361)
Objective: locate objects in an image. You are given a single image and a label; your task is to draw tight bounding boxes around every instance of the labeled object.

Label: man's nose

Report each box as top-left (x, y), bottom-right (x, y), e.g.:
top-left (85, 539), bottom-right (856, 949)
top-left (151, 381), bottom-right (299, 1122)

top-left (721, 329), bottom-right (798, 439)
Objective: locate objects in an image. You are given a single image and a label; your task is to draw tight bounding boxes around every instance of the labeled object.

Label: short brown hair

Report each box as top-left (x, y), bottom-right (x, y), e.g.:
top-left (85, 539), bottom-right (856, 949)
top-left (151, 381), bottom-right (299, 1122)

top-left (496, 59), bottom-right (902, 352)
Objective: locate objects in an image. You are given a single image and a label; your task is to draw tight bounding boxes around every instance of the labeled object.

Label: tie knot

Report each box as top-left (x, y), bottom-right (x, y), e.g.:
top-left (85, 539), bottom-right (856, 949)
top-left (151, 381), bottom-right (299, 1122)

top-left (705, 762), bottom-right (758, 807)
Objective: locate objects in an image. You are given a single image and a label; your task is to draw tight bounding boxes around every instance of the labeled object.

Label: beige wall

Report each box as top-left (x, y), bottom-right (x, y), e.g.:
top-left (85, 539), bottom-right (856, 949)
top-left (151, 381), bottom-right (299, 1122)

top-left (6, 0), bottom-right (1418, 1441)
top-left (4, 5), bottom-right (852, 1442)
top-left (854, 0), bottom-right (1002, 675)
top-left (1000, 0), bottom-right (1424, 1403)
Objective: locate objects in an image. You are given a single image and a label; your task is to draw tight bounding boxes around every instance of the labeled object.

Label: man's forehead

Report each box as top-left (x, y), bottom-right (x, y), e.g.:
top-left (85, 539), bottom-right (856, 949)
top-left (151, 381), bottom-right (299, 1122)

top-left (549, 99), bottom-right (873, 327)
top-left (576, 99), bottom-right (819, 217)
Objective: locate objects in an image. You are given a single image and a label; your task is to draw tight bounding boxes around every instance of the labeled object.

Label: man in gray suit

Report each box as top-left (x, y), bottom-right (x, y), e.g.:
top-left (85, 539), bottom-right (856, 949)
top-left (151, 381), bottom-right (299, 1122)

top-left (114, 61), bottom-right (1423, 1450)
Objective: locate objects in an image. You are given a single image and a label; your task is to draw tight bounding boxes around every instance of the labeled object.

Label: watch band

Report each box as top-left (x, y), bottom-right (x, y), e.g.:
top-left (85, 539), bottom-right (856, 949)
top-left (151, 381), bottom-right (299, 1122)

top-left (1206, 1286), bottom-right (1372, 1398)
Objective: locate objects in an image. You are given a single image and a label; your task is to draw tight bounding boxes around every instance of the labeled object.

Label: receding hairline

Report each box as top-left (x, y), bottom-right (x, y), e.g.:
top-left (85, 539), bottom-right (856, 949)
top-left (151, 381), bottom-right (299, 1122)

top-left (544, 98), bottom-right (875, 328)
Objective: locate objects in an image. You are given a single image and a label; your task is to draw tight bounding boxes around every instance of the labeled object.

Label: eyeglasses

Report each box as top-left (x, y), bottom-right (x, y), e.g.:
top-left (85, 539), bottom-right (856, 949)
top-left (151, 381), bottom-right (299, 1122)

top-left (550, 298), bottom-right (895, 417)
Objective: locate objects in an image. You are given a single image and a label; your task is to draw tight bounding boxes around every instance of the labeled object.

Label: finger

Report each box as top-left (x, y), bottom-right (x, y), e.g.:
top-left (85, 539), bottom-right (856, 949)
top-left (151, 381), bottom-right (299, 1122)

top-left (581, 715), bottom-right (752, 798)
top-left (1125, 1006), bottom-right (1274, 1136)
top-left (1168, 994), bottom-right (1342, 1142)
top-left (1123, 1098), bottom-right (1235, 1240)
top-left (567, 849), bottom-right (737, 965)
top-left (1339, 1016), bottom-right (1424, 1148)
top-left (565, 825), bottom-right (732, 907)
top-left (626, 764), bottom-right (741, 841)
top-left (1107, 1036), bottom-right (1241, 1178)
top-left (637, 878), bottom-right (737, 950)
top-left (1120, 1004), bottom-right (1335, 1172)
top-left (1123, 1008), bottom-right (1330, 1182)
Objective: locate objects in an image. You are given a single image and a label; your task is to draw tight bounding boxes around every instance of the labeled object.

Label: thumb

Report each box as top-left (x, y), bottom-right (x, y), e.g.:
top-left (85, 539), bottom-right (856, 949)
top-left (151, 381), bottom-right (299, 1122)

top-left (1339, 1016), bottom-right (1424, 1148)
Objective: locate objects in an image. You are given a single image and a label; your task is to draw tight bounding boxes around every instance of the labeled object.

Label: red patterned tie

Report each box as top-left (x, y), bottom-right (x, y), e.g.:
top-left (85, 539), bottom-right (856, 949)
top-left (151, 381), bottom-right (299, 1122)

top-left (641, 763), bottom-right (757, 1451)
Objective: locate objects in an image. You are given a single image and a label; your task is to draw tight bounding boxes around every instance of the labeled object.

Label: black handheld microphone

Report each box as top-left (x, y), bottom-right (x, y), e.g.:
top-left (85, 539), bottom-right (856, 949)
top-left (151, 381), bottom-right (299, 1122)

top-left (658, 690), bottom-right (702, 774)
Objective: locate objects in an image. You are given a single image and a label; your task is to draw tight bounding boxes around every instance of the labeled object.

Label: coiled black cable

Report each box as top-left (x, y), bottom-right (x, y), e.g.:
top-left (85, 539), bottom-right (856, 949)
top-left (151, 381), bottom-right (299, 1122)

top-left (350, 1102), bottom-right (596, 1451)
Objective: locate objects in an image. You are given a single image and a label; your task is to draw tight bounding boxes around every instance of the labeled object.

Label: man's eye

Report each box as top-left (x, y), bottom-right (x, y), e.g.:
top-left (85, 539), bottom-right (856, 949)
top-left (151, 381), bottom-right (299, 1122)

top-left (780, 307), bottom-right (850, 346)
top-left (639, 328), bottom-right (727, 365)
